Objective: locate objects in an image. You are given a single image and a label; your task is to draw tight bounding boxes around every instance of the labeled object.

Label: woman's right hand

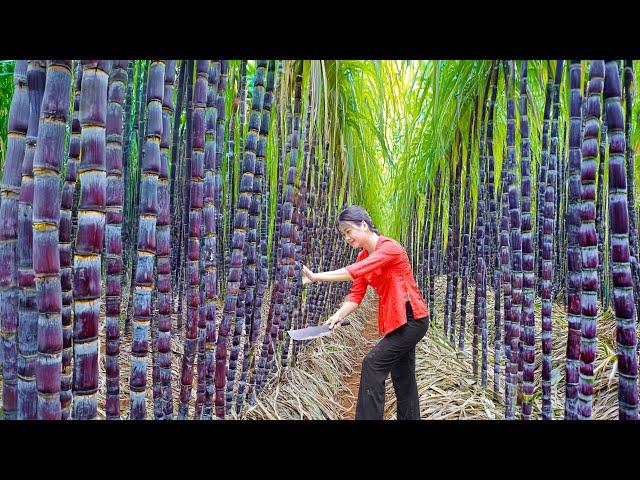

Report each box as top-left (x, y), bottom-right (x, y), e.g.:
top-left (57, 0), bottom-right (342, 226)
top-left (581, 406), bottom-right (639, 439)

top-left (301, 265), bottom-right (317, 286)
top-left (323, 312), bottom-right (344, 330)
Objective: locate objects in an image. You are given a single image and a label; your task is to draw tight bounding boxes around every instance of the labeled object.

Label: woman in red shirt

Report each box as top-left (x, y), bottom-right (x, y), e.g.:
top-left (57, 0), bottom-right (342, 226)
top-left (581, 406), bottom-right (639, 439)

top-left (302, 205), bottom-right (429, 420)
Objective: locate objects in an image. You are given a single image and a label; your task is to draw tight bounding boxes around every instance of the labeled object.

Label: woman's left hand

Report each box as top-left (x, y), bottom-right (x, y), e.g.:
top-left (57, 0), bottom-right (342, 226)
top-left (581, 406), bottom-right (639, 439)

top-left (301, 265), bottom-right (317, 286)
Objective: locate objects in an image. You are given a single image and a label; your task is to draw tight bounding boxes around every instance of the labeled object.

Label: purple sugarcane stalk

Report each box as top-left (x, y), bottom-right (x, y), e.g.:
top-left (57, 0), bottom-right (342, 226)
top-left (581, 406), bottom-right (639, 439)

top-left (577, 60), bottom-right (604, 420)
top-left (541, 60), bottom-right (563, 420)
top-left (59, 61), bottom-right (81, 420)
top-left (623, 61), bottom-right (640, 324)
top-left (32, 61), bottom-right (72, 420)
top-left (128, 60), bottom-right (165, 420)
top-left (153, 60), bottom-right (175, 419)
top-left (196, 65), bottom-right (223, 419)
top-left (604, 59), bottom-right (639, 420)
top-left (564, 60), bottom-right (583, 420)
top-left (500, 166), bottom-right (512, 417)
top-left (105, 60), bottom-right (128, 419)
top-left (72, 60), bottom-right (109, 420)
top-left (1, 60), bottom-right (28, 420)
top-left (202, 60), bottom-right (221, 419)
top-left (503, 60), bottom-right (521, 418)
top-left (485, 62), bottom-right (499, 394)
top-left (519, 61), bottom-right (535, 419)
top-left (199, 60), bottom-right (220, 419)
top-left (17, 60), bottom-right (45, 420)
top-left (176, 60), bottom-right (208, 419)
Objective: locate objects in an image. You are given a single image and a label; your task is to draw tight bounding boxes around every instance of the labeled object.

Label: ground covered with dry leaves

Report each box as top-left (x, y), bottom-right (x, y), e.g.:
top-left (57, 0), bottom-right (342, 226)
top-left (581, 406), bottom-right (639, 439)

top-left (246, 275), bottom-right (627, 420)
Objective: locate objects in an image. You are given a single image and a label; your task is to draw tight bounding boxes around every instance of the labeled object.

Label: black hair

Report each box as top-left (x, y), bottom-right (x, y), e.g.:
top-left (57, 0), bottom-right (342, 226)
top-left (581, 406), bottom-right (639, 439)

top-left (337, 205), bottom-right (379, 234)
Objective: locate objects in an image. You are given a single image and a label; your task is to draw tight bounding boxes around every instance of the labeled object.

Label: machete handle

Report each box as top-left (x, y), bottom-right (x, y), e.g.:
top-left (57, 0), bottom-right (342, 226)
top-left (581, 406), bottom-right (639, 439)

top-left (339, 319), bottom-right (351, 326)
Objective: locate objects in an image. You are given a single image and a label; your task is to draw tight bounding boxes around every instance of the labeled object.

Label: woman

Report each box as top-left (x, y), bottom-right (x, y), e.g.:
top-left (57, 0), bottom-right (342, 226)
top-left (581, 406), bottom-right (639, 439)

top-left (301, 205), bottom-right (429, 420)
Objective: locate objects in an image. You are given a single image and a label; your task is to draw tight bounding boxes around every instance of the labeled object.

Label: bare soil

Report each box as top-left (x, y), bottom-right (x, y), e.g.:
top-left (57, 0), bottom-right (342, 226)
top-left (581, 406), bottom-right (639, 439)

top-left (340, 316), bottom-right (380, 419)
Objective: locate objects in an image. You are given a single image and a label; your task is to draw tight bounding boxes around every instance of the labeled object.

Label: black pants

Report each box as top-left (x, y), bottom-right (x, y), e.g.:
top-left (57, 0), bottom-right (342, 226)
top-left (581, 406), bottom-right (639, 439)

top-left (355, 302), bottom-right (428, 420)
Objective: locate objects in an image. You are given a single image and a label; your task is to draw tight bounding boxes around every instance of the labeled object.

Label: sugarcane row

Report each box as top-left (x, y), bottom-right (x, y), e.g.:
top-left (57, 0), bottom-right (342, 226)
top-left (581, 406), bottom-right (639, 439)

top-left (403, 60), bottom-right (639, 420)
top-left (0, 60), bottom-right (355, 420)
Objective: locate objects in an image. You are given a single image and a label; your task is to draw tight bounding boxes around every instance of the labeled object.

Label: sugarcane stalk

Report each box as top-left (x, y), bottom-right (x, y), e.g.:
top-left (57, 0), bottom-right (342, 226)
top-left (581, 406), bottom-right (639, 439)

top-left (541, 60), bottom-right (563, 420)
top-left (153, 60), bottom-right (175, 420)
top-left (576, 60), bottom-right (604, 420)
top-left (1, 60), bottom-right (28, 420)
top-left (129, 60), bottom-right (165, 420)
top-left (32, 60), bottom-right (72, 420)
top-left (176, 60), bottom-right (208, 419)
top-left (519, 60), bottom-right (535, 419)
top-left (504, 60), bottom-right (521, 417)
top-left (105, 60), bottom-right (128, 419)
top-left (17, 60), bottom-right (45, 420)
top-left (604, 59), bottom-right (639, 420)
top-left (564, 59), bottom-right (583, 420)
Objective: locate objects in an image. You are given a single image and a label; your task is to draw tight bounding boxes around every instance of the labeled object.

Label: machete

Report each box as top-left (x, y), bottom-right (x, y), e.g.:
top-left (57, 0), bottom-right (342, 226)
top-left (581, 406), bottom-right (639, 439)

top-left (287, 319), bottom-right (351, 341)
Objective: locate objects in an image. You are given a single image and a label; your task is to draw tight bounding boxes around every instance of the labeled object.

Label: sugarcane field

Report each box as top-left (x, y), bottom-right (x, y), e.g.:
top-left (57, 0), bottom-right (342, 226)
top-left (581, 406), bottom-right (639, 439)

top-left (2, 58), bottom-right (640, 421)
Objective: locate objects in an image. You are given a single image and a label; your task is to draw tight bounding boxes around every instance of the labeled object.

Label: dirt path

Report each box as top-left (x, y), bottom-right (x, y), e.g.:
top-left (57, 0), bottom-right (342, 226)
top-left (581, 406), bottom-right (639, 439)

top-left (341, 316), bottom-right (380, 419)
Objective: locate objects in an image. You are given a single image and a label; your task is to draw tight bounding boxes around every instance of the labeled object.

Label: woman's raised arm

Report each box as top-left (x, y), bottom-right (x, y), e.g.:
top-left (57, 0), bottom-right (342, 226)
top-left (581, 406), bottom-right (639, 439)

top-left (302, 265), bottom-right (353, 285)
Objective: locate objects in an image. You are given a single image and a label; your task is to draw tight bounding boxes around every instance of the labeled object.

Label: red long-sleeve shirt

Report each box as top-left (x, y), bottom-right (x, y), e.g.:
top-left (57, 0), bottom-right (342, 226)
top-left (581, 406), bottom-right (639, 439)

top-left (344, 235), bottom-right (429, 336)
